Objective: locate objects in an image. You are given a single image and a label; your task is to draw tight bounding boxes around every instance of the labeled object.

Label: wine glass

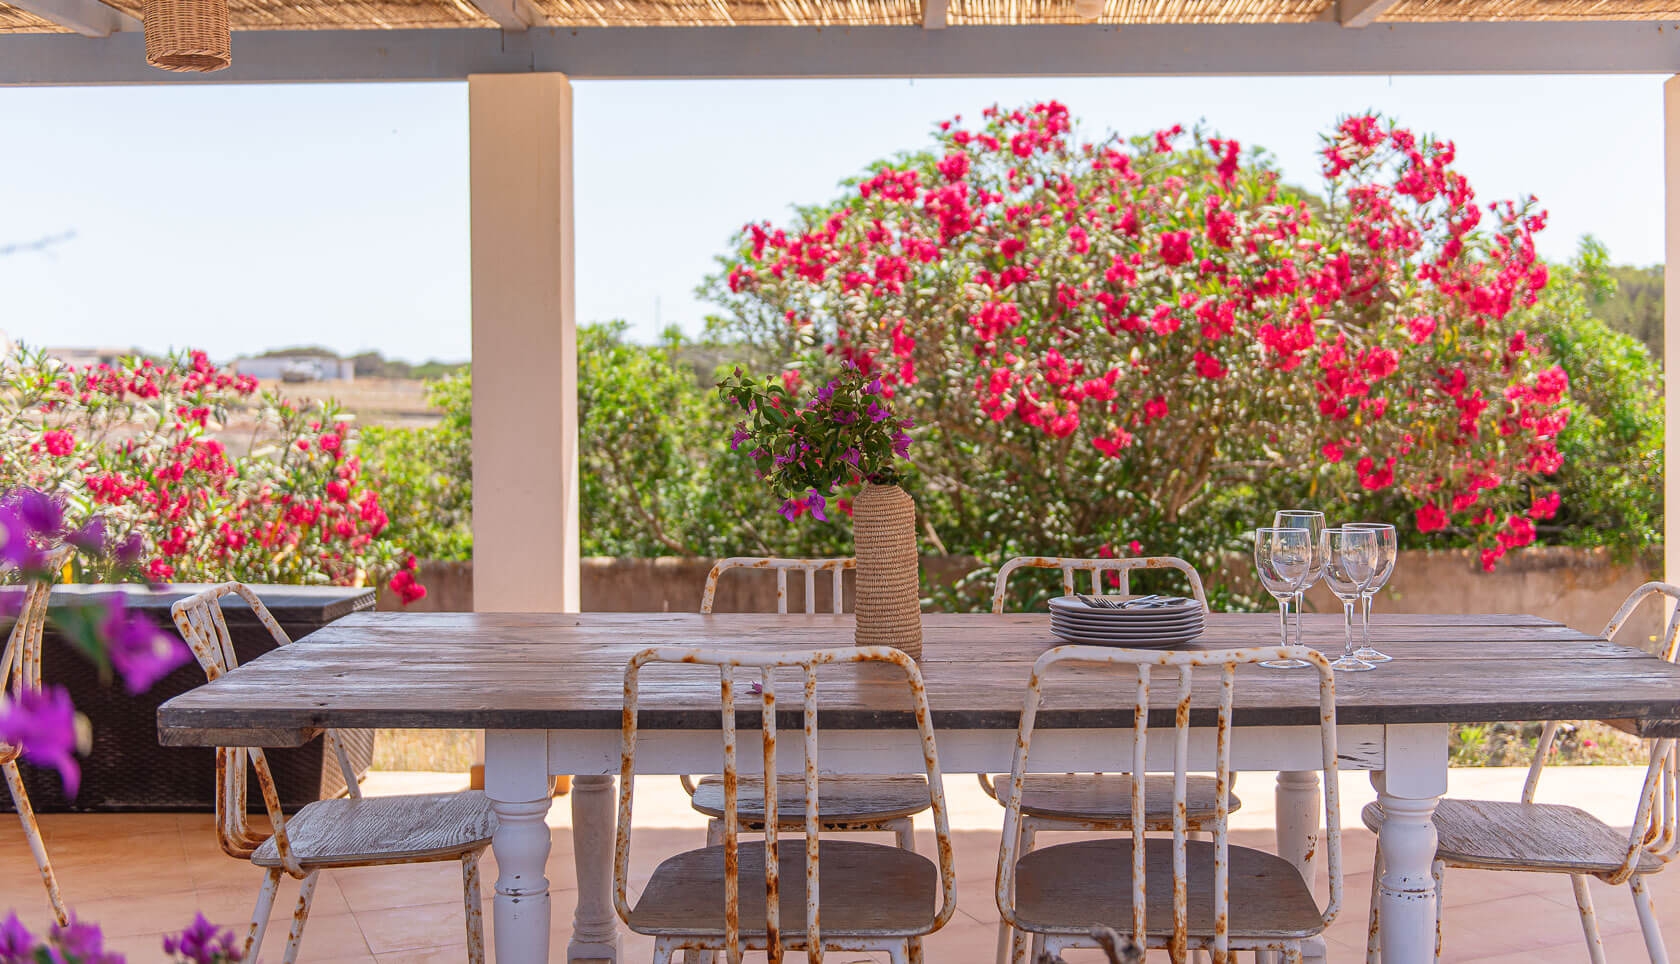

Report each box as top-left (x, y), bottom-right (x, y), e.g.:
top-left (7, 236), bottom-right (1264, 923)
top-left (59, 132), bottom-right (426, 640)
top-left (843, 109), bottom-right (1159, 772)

top-left (1273, 510), bottom-right (1326, 647)
top-left (1254, 527), bottom-right (1314, 670)
top-left (1322, 527), bottom-right (1379, 672)
top-left (1344, 522), bottom-right (1396, 663)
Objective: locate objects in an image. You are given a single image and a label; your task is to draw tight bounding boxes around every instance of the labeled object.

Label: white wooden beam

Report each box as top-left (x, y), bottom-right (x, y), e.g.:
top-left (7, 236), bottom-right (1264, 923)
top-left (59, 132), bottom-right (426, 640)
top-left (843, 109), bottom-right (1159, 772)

top-left (1664, 74), bottom-right (1680, 588)
top-left (920, 0), bottom-right (947, 30)
top-left (1338, 0), bottom-right (1400, 28)
top-left (7, 0), bottom-right (136, 37)
top-left (3, 23), bottom-right (1680, 84)
top-left (465, 0), bottom-right (541, 31)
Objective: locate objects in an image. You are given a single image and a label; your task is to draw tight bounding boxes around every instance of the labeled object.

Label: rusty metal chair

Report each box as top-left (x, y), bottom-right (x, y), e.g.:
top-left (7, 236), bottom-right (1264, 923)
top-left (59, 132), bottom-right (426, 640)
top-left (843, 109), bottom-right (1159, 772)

top-left (171, 583), bottom-right (494, 964)
top-left (996, 644), bottom-right (1342, 964)
top-left (688, 556), bottom-right (928, 853)
top-left (1, 545), bottom-right (73, 927)
top-left (988, 555), bottom-right (1234, 963)
top-left (1363, 580), bottom-right (1680, 964)
top-left (615, 644), bottom-right (957, 964)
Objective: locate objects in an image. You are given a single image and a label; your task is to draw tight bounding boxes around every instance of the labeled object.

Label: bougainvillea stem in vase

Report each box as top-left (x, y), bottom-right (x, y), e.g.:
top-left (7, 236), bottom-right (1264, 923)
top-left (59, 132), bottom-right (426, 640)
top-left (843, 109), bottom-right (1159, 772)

top-left (719, 362), bottom-right (923, 659)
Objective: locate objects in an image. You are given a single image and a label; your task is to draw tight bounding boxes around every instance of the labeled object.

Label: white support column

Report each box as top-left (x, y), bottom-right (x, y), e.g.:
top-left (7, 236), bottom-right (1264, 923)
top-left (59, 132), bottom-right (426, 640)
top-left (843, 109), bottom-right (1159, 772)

top-left (1665, 75), bottom-right (1680, 587)
top-left (469, 72), bottom-right (580, 615)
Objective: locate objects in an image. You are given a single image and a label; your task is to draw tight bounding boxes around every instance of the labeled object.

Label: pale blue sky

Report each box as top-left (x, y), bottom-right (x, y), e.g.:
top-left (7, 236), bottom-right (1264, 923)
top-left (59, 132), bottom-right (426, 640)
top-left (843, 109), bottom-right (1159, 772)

top-left (0, 74), bottom-right (1664, 363)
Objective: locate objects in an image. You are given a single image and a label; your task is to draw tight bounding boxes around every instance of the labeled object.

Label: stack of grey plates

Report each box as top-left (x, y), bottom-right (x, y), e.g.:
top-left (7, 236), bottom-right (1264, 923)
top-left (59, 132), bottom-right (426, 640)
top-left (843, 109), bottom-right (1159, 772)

top-left (1047, 594), bottom-right (1205, 648)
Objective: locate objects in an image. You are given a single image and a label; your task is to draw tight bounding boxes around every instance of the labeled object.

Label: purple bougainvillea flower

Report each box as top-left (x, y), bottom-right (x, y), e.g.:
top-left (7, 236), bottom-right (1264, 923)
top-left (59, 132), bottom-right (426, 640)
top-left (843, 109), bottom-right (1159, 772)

top-left (816, 380), bottom-right (838, 405)
top-left (49, 915), bottom-right (122, 964)
top-left (730, 426), bottom-right (750, 451)
top-left (863, 378), bottom-right (883, 395)
top-left (163, 912), bottom-right (242, 963)
top-left (806, 490), bottom-right (828, 522)
top-left (778, 498), bottom-right (803, 521)
top-left (0, 685), bottom-right (81, 797)
top-left (0, 504), bottom-right (36, 571)
top-left (16, 489), bottom-right (63, 538)
top-left (892, 431), bottom-right (913, 457)
top-left (831, 410), bottom-right (857, 426)
top-left (0, 912), bottom-right (34, 959)
top-left (64, 516), bottom-right (107, 556)
top-left (841, 447), bottom-right (861, 466)
top-left (114, 532), bottom-right (146, 568)
top-left (866, 401), bottom-right (891, 424)
top-left (102, 600), bottom-right (191, 694)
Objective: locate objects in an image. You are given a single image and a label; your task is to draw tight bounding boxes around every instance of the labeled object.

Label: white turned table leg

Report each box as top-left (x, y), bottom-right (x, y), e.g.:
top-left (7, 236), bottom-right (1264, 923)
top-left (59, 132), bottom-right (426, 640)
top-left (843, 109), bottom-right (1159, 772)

top-left (1276, 771), bottom-right (1326, 964)
top-left (1374, 724), bottom-right (1450, 964)
top-left (486, 731), bottom-right (554, 964)
top-left (568, 774), bottom-right (623, 964)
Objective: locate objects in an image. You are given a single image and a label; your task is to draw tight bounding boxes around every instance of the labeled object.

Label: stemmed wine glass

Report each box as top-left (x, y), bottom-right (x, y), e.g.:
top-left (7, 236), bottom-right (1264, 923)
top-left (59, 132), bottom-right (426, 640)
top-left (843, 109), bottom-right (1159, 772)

top-left (1322, 527), bottom-right (1379, 672)
top-left (1273, 510), bottom-right (1326, 647)
top-left (1345, 522), bottom-right (1396, 663)
top-left (1254, 527), bottom-right (1314, 670)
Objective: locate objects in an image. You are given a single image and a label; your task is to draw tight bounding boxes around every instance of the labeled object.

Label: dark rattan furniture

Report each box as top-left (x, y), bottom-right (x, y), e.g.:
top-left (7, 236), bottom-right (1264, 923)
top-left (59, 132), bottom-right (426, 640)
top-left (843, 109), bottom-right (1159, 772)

top-left (3, 583), bottom-right (375, 813)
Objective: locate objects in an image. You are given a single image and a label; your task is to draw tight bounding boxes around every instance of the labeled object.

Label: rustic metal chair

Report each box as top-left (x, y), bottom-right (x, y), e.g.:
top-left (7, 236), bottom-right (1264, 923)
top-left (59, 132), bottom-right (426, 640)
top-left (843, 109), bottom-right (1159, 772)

top-left (1, 545), bottom-right (73, 927)
top-left (688, 556), bottom-right (928, 854)
top-left (996, 644), bottom-right (1342, 964)
top-left (988, 555), bottom-right (1233, 963)
top-left (615, 644), bottom-right (957, 964)
top-left (1363, 580), bottom-right (1680, 964)
top-left (171, 583), bottom-right (495, 964)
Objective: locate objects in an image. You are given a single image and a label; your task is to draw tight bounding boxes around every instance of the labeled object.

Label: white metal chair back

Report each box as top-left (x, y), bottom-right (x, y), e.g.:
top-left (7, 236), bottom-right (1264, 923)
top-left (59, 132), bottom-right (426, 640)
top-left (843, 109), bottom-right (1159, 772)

top-left (995, 644), bottom-right (1340, 962)
top-left (991, 556), bottom-right (1209, 614)
top-left (701, 557), bottom-right (855, 615)
top-left (615, 645), bottom-right (956, 964)
top-left (1, 545), bottom-right (71, 706)
top-left (1522, 581), bottom-right (1680, 882)
top-left (171, 582), bottom-right (361, 874)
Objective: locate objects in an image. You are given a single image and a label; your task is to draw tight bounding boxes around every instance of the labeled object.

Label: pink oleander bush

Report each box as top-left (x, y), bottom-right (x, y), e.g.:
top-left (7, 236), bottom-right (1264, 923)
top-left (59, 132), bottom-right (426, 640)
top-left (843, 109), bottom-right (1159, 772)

top-left (708, 104), bottom-right (1575, 572)
top-left (1, 347), bottom-right (423, 601)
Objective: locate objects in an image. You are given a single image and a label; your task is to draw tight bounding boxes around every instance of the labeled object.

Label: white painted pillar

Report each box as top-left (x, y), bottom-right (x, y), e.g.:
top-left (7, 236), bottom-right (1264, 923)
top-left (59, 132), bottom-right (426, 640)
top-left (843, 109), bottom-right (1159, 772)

top-left (469, 72), bottom-right (603, 964)
top-left (469, 71), bottom-right (580, 615)
top-left (1660, 77), bottom-right (1680, 688)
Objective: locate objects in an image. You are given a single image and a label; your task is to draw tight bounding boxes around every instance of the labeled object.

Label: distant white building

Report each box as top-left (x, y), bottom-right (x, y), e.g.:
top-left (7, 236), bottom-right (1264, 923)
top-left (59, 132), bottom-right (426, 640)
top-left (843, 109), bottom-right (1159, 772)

top-left (44, 346), bottom-right (143, 369)
top-left (233, 355), bottom-right (356, 383)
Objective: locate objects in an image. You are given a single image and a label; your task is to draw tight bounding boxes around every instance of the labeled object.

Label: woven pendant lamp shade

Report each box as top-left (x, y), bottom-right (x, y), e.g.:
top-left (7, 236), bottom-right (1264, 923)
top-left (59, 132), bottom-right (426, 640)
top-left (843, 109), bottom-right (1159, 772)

top-left (144, 0), bottom-right (230, 72)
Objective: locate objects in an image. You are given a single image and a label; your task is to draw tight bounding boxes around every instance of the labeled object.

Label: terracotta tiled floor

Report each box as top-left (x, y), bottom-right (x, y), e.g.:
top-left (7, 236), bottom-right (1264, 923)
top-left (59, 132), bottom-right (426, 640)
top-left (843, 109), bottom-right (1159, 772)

top-left (2, 767), bottom-right (1676, 962)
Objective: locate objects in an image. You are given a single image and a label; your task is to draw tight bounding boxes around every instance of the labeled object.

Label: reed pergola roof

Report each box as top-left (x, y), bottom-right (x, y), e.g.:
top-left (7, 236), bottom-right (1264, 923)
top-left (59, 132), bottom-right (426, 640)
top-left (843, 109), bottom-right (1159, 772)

top-left (1, 0), bottom-right (1677, 32)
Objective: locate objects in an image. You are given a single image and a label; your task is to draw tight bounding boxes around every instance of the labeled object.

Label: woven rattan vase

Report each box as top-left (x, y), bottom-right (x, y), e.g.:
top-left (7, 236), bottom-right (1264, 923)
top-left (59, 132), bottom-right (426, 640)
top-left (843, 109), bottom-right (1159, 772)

top-left (852, 482), bottom-right (922, 661)
top-left (144, 0), bottom-right (230, 72)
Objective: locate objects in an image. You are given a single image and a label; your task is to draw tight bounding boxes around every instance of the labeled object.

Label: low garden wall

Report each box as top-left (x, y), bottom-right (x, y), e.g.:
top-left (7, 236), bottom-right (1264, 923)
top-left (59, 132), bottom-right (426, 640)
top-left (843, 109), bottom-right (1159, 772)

top-left (384, 547), bottom-right (1666, 643)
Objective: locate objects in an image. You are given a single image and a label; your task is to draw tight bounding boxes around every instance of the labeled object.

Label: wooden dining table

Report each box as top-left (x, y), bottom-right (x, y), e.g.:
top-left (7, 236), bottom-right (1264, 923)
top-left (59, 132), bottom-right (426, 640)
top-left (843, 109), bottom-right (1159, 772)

top-left (157, 610), bottom-right (1680, 964)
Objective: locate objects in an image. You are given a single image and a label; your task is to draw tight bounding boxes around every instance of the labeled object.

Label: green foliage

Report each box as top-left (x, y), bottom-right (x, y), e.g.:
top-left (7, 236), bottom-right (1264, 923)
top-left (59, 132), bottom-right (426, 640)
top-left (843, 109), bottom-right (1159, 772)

top-left (1575, 237), bottom-right (1664, 360)
top-left (362, 371), bottom-right (473, 561)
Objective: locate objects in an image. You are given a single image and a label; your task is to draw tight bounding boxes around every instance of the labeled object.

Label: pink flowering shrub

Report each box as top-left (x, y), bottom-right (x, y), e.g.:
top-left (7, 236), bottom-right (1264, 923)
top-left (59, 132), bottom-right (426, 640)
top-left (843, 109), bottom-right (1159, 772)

top-left (0, 348), bottom-right (423, 600)
top-left (709, 104), bottom-right (1571, 570)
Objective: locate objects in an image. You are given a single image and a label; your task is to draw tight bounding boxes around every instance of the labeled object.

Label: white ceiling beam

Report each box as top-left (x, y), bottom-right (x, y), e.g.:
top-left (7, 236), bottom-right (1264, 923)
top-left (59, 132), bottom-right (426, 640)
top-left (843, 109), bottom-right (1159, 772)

top-left (1338, 0), bottom-right (1400, 27)
top-left (1, 23), bottom-right (1680, 84)
top-left (7, 0), bottom-right (137, 37)
top-left (464, 0), bottom-right (542, 30)
top-left (921, 0), bottom-right (947, 30)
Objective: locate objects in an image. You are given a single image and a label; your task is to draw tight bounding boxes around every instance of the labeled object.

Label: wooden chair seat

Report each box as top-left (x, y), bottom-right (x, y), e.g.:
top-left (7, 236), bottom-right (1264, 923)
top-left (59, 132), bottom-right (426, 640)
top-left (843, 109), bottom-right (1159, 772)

top-left (252, 791), bottom-right (496, 870)
top-left (628, 839), bottom-right (938, 939)
top-left (689, 774), bottom-right (930, 826)
top-left (1000, 773), bottom-right (1239, 825)
top-left (1361, 799), bottom-right (1664, 877)
top-left (1013, 838), bottom-right (1324, 941)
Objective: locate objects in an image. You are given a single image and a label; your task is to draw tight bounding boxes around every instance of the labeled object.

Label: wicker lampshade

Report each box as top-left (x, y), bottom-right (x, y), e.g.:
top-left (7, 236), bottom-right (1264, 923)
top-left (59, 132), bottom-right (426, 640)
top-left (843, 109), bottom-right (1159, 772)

top-left (144, 0), bottom-right (230, 72)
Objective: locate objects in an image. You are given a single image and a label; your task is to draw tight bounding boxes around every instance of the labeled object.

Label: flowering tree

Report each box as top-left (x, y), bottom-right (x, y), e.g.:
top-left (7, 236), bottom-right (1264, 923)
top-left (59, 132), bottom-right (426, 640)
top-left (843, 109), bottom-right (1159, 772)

top-left (1, 348), bottom-right (423, 600)
top-left (708, 104), bottom-right (1570, 570)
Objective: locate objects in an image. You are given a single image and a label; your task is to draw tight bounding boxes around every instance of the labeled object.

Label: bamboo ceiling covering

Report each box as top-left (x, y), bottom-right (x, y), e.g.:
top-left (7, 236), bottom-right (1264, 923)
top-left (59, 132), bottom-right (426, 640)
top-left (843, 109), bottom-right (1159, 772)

top-left (1, 0), bottom-right (1676, 30)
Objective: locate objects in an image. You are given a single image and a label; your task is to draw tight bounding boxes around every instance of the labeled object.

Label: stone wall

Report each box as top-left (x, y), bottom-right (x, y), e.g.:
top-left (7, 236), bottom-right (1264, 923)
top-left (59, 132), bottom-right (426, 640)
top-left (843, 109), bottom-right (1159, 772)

top-left (383, 547), bottom-right (1666, 642)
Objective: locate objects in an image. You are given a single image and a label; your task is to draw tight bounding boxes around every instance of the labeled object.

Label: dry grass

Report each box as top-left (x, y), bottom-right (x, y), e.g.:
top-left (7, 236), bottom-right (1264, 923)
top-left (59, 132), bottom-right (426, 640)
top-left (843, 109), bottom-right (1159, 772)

top-left (372, 728), bottom-right (478, 772)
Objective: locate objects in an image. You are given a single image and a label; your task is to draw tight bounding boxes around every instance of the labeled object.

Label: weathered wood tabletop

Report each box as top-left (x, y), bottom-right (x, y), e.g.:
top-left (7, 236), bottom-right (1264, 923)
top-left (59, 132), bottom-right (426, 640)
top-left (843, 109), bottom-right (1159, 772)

top-left (156, 611), bottom-right (1680, 745)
